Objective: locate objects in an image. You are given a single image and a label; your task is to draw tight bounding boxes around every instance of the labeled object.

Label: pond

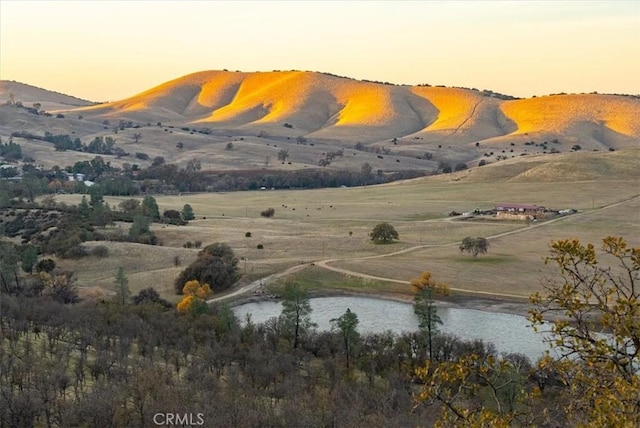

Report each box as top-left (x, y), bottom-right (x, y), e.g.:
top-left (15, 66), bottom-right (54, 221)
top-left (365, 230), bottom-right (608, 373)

top-left (233, 296), bottom-right (551, 361)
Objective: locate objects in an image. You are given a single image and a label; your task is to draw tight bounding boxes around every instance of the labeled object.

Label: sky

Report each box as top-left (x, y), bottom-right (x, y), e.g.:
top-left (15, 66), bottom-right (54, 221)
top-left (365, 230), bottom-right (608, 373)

top-left (1, 0), bottom-right (638, 102)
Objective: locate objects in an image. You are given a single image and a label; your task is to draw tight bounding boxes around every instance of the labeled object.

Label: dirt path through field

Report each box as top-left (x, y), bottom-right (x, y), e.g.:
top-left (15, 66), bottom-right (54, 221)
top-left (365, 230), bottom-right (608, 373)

top-left (211, 194), bottom-right (639, 303)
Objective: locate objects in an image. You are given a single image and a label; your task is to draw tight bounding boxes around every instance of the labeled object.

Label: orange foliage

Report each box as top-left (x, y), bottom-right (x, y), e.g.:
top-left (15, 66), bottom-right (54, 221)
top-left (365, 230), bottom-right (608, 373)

top-left (177, 280), bottom-right (211, 315)
top-left (410, 271), bottom-right (449, 296)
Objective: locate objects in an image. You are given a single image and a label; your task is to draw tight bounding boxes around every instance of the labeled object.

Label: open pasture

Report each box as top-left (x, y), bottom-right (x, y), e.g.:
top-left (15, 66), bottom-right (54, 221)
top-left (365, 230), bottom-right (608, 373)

top-left (49, 150), bottom-right (639, 302)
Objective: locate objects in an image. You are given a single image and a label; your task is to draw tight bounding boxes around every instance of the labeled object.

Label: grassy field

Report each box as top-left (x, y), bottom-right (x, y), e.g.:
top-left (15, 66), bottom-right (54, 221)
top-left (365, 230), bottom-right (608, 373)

top-left (46, 149), bottom-right (639, 304)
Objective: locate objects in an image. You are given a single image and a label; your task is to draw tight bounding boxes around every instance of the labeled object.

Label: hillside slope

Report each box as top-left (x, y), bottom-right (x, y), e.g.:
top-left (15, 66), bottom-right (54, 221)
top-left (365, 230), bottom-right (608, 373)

top-left (0, 81), bottom-right (95, 111)
top-left (3, 71), bottom-right (639, 151)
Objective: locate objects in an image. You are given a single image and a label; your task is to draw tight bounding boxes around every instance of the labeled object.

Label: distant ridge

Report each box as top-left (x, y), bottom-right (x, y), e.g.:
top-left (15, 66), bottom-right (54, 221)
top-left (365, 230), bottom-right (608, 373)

top-left (0, 80), bottom-right (95, 107)
top-left (4, 70), bottom-right (639, 148)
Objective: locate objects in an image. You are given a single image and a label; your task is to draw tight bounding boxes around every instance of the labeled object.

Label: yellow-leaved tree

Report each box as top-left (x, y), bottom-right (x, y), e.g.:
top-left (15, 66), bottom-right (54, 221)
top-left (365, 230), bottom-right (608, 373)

top-left (529, 236), bottom-right (640, 426)
top-left (176, 280), bottom-right (211, 316)
top-left (410, 272), bottom-right (449, 361)
top-left (414, 237), bottom-right (640, 426)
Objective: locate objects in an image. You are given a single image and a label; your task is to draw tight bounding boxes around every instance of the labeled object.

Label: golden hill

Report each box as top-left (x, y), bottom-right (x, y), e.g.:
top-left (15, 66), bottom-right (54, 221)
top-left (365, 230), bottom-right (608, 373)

top-left (3, 70), bottom-right (639, 149)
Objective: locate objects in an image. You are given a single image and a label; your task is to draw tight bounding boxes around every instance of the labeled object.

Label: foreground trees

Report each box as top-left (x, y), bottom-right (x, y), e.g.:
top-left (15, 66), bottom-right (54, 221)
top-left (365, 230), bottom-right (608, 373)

top-left (280, 280), bottom-right (315, 349)
top-left (415, 236), bottom-right (640, 426)
top-left (530, 237), bottom-right (640, 426)
top-left (411, 272), bottom-right (449, 361)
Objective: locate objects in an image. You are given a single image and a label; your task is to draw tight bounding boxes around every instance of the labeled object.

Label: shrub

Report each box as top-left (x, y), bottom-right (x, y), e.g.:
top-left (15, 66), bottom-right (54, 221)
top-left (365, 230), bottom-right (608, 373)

top-left (257, 244), bottom-right (264, 249)
top-left (245, 232), bottom-right (252, 237)
top-left (184, 241), bottom-right (193, 249)
top-left (92, 245), bottom-right (109, 257)
top-left (64, 245), bottom-right (88, 259)
top-left (260, 208), bottom-right (275, 218)
top-left (173, 255), bottom-right (181, 266)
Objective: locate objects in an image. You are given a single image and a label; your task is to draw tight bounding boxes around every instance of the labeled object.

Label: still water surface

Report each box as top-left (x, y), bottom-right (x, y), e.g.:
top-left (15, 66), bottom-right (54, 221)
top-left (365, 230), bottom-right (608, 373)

top-left (233, 296), bottom-right (550, 360)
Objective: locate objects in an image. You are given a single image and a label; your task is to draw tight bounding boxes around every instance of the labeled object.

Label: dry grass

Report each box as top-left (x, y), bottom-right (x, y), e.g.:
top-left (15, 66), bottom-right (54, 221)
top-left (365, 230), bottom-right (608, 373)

top-left (45, 148), bottom-right (639, 303)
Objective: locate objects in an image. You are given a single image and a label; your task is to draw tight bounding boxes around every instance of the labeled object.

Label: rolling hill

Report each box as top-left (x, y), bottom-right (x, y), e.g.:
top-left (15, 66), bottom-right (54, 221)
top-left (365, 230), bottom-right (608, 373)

top-left (1, 71), bottom-right (638, 172)
top-left (50, 70), bottom-right (640, 148)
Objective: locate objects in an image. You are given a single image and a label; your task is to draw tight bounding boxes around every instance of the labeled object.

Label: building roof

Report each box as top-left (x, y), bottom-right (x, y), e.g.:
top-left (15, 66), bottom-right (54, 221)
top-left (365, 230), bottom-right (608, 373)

top-left (495, 203), bottom-right (544, 210)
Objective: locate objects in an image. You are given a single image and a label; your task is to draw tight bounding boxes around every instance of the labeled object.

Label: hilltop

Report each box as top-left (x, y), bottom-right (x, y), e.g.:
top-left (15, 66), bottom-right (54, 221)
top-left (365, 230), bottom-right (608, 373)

top-left (1, 70), bottom-right (638, 172)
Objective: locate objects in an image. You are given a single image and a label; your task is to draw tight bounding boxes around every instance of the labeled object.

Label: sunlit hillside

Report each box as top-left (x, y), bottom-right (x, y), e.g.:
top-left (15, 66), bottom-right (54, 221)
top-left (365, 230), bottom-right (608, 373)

top-left (28, 70), bottom-right (638, 148)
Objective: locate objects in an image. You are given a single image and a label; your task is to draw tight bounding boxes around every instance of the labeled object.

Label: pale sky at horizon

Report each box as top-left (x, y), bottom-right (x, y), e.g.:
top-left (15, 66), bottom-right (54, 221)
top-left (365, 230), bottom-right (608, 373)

top-left (1, 0), bottom-right (638, 102)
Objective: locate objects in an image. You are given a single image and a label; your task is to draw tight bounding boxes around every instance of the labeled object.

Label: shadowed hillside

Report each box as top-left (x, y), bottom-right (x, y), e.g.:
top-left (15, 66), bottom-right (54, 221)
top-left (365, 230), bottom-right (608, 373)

top-left (0, 81), bottom-right (95, 111)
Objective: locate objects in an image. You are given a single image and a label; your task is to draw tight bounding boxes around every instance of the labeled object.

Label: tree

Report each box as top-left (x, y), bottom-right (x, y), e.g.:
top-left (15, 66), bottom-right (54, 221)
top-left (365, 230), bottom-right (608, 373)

top-left (129, 214), bottom-right (150, 238)
top-left (280, 280), bottom-right (315, 349)
top-left (0, 242), bottom-right (20, 294)
top-left (78, 196), bottom-right (90, 216)
top-left (119, 198), bottom-right (141, 213)
top-left (35, 258), bottom-right (56, 273)
top-left (141, 196), bottom-right (160, 221)
top-left (459, 236), bottom-right (489, 257)
top-left (369, 222), bottom-right (399, 244)
top-left (133, 133), bottom-right (142, 143)
top-left (331, 308), bottom-right (359, 370)
top-left (438, 161), bottom-right (452, 174)
top-left (411, 272), bottom-right (449, 360)
top-left (21, 245), bottom-right (38, 274)
top-left (529, 237), bottom-right (640, 425)
top-left (174, 243), bottom-right (239, 294)
top-left (88, 185), bottom-right (104, 208)
top-left (114, 267), bottom-right (130, 305)
top-left (132, 287), bottom-right (171, 307)
top-left (360, 162), bottom-right (373, 181)
top-left (277, 149), bottom-right (290, 163)
top-left (177, 280), bottom-right (211, 317)
top-left (415, 354), bottom-right (531, 426)
top-left (181, 204), bottom-right (195, 221)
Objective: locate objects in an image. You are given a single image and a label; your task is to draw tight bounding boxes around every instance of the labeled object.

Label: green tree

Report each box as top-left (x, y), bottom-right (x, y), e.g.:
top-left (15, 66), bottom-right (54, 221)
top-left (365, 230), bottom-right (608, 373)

top-left (280, 280), bottom-right (316, 349)
top-left (114, 267), bottom-right (130, 305)
top-left (88, 184), bottom-right (104, 208)
top-left (0, 242), bottom-right (20, 293)
top-left (181, 204), bottom-right (195, 221)
top-left (20, 174), bottom-right (44, 203)
top-left (369, 222), bottom-right (399, 244)
top-left (174, 243), bottom-right (239, 294)
top-left (411, 272), bottom-right (449, 361)
top-left (21, 245), bottom-right (38, 274)
top-left (141, 195), bottom-right (160, 221)
top-left (332, 308), bottom-right (360, 370)
top-left (129, 214), bottom-right (151, 239)
top-left (78, 196), bottom-right (90, 216)
top-left (459, 236), bottom-right (489, 257)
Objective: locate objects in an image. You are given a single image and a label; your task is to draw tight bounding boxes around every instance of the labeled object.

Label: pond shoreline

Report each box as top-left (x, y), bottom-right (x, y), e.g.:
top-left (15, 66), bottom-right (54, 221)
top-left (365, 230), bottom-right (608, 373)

top-left (226, 287), bottom-right (533, 319)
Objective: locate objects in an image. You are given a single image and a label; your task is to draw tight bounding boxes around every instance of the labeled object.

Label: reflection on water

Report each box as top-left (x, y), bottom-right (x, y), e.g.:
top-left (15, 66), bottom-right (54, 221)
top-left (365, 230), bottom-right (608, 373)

top-left (233, 296), bottom-right (550, 360)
